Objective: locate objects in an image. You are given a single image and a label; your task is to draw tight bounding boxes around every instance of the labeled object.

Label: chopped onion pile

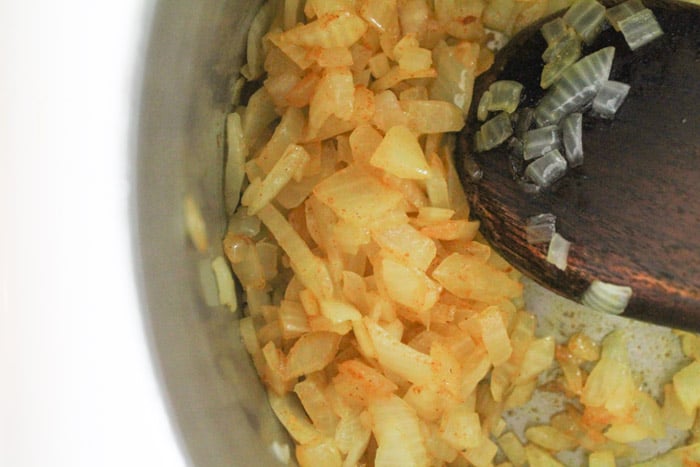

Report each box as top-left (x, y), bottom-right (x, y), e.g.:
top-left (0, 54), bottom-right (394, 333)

top-left (473, 0), bottom-right (664, 190)
top-left (179, 0), bottom-right (700, 465)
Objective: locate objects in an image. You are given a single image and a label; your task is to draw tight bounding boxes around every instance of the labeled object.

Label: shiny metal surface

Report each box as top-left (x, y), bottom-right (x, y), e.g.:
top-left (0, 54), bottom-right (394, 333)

top-left (134, 1), bottom-right (289, 465)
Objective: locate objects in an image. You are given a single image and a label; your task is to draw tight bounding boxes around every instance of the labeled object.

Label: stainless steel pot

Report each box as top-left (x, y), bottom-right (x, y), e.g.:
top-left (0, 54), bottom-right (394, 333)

top-left (135, 1), bottom-right (290, 465)
top-left (133, 2), bottom-right (689, 466)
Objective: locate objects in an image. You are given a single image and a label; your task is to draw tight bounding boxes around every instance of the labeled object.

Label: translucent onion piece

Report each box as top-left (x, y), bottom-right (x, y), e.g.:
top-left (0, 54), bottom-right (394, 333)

top-left (523, 125), bottom-right (560, 161)
top-left (370, 125), bottom-right (431, 180)
top-left (535, 47), bottom-right (615, 126)
top-left (581, 279), bottom-right (633, 315)
top-left (541, 17), bottom-right (570, 46)
top-left (487, 80), bottom-right (524, 114)
top-left (524, 149), bottom-right (568, 187)
top-left (369, 394), bottom-right (429, 467)
top-left (592, 80), bottom-right (631, 118)
top-left (606, 0), bottom-right (646, 31)
top-left (227, 206), bottom-right (261, 238)
top-left (243, 2), bottom-right (275, 80)
top-left (313, 165), bottom-right (404, 224)
top-left (619, 8), bottom-right (664, 51)
top-left (475, 112), bottom-right (513, 152)
top-left (256, 204), bottom-right (334, 300)
top-left (514, 107), bottom-right (535, 138)
top-left (561, 112), bottom-right (584, 167)
top-left (542, 30), bottom-right (580, 63)
top-left (589, 450), bottom-right (617, 466)
top-left (526, 213), bottom-right (557, 244)
top-left (198, 258), bottom-right (220, 307)
top-left (184, 195), bottom-right (209, 253)
top-left (242, 87), bottom-right (279, 149)
top-left (244, 144), bottom-right (311, 214)
top-left (225, 112), bottom-right (248, 215)
top-left (211, 256), bottom-right (238, 310)
top-left (546, 232), bottom-right (571, 270)
top-left (281, 11), bottom-right (368, 48)
top-left (541, 37), bottom-right (581, 89)
top-left (430, 42), bottom-right (479, 115)
top-left (562, 0), bottom-right (607, 44)
top-left (673, 361), bottom-right (700, 415)
top-left (477, 90), bottom-right (492, 122)
top-left (401, 100), bottom-right (465, 134)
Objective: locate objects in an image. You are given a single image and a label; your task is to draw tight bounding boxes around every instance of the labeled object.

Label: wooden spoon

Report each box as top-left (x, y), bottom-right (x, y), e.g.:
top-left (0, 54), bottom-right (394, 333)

top-left (458, 0), bottom-right (700, 331)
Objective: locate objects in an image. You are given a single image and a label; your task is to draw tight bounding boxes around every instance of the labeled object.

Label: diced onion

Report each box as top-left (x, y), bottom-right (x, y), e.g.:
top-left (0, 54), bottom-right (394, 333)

top-left (477, 90), bottom-right (492, 122)
top-left (370, 125), bottom-right (431, 180)
top-left (561, 112), bottom-right (584, 167)
top-left (606, 0), bottom-right (646, 31)
top-left (514, 107), bottom-right (535, 138)
top-left (581, 280), bottom-right (633, 315)
top-left (546, 232), bottom-right (571, 270)
top-left (225, 112), bottom-right (248, 215)
top-left (672, 361), bottom-right (700, 415)
top-left (562, 0), bottom-right (607, 44)
top-left (525, 444), bottom-right (565, 466)
top-left (589, 450), bottom-right (617, 466)
top-left (525, 425), bottom-right (578, 451)
top-left (281, 11), bottom-right (369, 48)
top-left (498, 432), bottom-right (527, 466)
top-left (430, 42), bottom-right (479, 114)
top-left (369, 395), bottom-right (429, 467)
top-left (524, 149), bottom-right (568, 187)
top-left (618, 8), bottom-right (664, 51)
top-left (541, 36), bottom-right (581, 89)
top-left (535, 47), bottom-right (615, 126)
top-left (487, 80), bottom-right (524, 114)
top-left (475, 112), bottom-right (513, 152)
top-left (198, 258), bottom-right (220, 307)
top-left (592, 80), bottom-right (630, 118)
top-left (542, 30), bottom-right (580, 63)
top-left (523, 125), bottom-right (560, 161)
top-left (243, 2), bottom-right (275, 80)
top-left (541, 17), bottom-right (570, 46)
top-left (211, 256), bottom-right (238, 310)
top-left (526, 213), bottom-right (557, 244)
top-left (184, 195), bottom-right (208, 253)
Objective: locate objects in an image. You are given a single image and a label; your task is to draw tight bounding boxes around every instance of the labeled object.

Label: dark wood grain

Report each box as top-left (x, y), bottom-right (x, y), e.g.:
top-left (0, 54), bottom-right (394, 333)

top-left (458, 1), bottom-right (700, 330)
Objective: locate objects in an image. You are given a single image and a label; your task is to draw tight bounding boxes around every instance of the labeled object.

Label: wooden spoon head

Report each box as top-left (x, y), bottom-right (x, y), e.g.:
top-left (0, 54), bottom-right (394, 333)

top-left (458, 1), bottom-right (700, 330)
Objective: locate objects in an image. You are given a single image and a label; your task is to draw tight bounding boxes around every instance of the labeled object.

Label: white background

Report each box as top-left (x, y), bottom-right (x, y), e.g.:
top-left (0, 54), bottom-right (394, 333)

top-left (0, 1), bottom-right (186, 465)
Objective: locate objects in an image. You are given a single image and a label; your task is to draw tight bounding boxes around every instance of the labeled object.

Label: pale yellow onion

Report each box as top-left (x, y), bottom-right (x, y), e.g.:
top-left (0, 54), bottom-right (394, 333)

top-left (364, 318), bottom-right (433, 385)
top-left (256, 204), bottom-right (334, 300)
top-left (183, 195), bottom-right (208, 253)
top-left (402, 99), bottom-right (465, 134)
top-left (369, 394), bottom-right (429, 467)
top-left (370, 124), bottom-right (430, 180)
top-left (296, 437), bottom-right (342, 467)
top-left (281, 11), bottom-right (368, 48)
top-left (371, 223), bottom-right (436, 271)
top-left (294, 377), bottom-right (340, 436)
top-left (313, 164), bottom-right (404, 224)
top-left (224, 112), bottom-right (248, 215)
top-left (286, 331), bottom-right (341, 378)
top-left (243, 144), bottom-right (311, 214)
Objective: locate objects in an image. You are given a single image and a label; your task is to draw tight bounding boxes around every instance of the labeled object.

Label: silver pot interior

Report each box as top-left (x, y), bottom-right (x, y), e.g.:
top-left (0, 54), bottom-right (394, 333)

top-left (135, 1), bottom-right (290, 465)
